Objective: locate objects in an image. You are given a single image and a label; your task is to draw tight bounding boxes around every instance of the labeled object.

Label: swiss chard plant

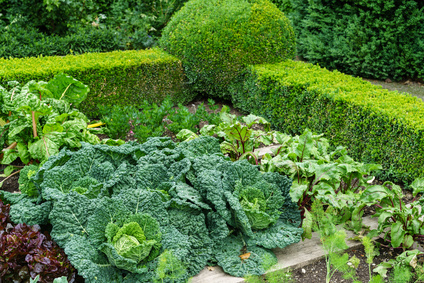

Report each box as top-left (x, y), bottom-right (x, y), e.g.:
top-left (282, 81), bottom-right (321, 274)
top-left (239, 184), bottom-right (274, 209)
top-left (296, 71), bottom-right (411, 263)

top-left (1, 137), bottom-right (302, 282)
top-left (0, 74), bottom-right (99, 185)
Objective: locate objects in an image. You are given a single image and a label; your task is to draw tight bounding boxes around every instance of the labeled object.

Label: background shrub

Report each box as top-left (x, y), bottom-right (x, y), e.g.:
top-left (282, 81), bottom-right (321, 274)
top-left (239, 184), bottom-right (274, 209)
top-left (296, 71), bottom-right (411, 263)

top-left (0, 0), bottom-right (190, 58)
top-left (278, 0), bottom-right (424, 81)
top-left (160, 0), bottom-right (296, 98)
top-left (0, 25), bottom-right (123, 58)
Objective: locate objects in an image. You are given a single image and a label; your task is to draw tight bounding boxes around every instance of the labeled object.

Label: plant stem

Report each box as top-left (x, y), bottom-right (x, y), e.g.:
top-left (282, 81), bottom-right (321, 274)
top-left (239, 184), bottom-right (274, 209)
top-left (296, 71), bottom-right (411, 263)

top-left (42, 137), bottom-right (49, 158)
top-left (59, 83), bottom-right (72, 100)
top-left (32, 111), bottom-right (38, 138)
top-left (0, 169), bottom-right (21, 183)
top-left (2, 142), bottom-right (17, 152)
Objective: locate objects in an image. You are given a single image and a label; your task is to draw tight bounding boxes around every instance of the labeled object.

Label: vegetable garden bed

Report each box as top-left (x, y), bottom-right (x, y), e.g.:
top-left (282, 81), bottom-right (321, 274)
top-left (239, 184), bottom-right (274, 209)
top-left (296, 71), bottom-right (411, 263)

top-left (2, 95), bottom-right (424, 282)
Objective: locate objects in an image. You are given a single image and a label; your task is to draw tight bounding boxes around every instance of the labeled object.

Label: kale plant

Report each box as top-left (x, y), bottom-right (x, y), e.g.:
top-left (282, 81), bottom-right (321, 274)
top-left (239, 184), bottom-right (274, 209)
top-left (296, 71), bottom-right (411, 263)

top-left (1, 137), bottom-right (302, 281)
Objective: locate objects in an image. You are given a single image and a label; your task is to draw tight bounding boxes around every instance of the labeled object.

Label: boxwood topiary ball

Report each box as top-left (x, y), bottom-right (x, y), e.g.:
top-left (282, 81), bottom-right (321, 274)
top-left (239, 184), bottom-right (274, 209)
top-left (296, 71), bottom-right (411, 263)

top-left (159, 0), bottom-right (296, 98)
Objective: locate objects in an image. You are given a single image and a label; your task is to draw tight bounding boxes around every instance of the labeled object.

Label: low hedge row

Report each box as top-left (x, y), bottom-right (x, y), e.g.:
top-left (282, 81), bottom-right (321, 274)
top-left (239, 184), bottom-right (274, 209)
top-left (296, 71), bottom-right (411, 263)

top-left (228, 60), bottom-right (424, 183)
top-left (0, 48), bottom-right (193, 116)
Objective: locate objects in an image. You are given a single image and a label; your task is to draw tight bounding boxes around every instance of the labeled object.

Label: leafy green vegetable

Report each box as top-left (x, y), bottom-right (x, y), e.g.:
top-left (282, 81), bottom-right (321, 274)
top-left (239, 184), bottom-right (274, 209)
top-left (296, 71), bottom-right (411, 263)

top-left (0, 74), bottom-right (99, 166)
top-left (4, 137), bottom-right (302, 280)
top-left (357, 179), bottom-right (424, 249)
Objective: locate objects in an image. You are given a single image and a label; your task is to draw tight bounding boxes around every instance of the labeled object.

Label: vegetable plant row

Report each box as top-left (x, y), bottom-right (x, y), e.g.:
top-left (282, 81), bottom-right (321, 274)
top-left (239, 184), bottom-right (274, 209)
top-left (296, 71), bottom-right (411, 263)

top-left (2, 90), bottom-right (424, 282)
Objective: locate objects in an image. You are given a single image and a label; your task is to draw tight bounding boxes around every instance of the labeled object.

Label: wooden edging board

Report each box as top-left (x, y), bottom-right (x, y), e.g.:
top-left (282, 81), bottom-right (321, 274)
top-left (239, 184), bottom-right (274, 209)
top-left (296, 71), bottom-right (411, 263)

top-left (191, 217), bottom-right (379, 283)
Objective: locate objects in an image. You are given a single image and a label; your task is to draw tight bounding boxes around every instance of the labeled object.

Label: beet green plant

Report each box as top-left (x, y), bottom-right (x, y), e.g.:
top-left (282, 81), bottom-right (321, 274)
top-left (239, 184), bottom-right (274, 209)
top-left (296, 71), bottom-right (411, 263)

top-left (355, 178), bottom-right (424, 249)
top-left (374, 249), bottom-right (423, 282)
top-left (178, 106), bottom-right (274, 164)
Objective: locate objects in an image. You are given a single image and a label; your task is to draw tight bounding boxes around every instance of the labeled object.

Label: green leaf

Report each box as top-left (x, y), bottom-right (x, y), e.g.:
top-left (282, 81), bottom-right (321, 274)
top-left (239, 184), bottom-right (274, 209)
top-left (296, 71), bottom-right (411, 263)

top-left (199, 124), bottom-right (216, 136)
top-left (45, 73), bottom-right (89, 106)
top-left (2, 165), bottom-right (16, 177)
top-left (302, 208), bottom-right (313, 239)
top-left (295, 128), bottom-right (314, 161)
top-left (242, 114), bottom-right (270, 130)
top-left (28, 137), bottom-right (59, 162)
top-left (176, 129), bottom-right (198, 142)
top-left (43, 123), bottom-right (64, 134)
top-left (403, 234), bottom-right (414, 249)
top-left (16, 142), bottom-right (30, 164)
top-left (411, 177), bottom-right (424, 197)
top-left (289, 181), bottom-right (308, 203)
top-left (1, 149), bottom-right (19, 164)
top-left (373, 262), bottom-right (392, 278)
top-left (390, 222), bottom-right (405, 248)
top-left (52, 277), bottom-right (68, 283)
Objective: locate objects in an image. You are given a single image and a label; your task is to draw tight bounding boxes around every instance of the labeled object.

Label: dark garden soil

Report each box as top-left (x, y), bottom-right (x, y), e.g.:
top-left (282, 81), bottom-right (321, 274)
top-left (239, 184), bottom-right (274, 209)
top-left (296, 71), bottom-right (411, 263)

top-left (1, 96), bottom-right (423, 283)
top-left (291, 240), bottom-right (408, 283)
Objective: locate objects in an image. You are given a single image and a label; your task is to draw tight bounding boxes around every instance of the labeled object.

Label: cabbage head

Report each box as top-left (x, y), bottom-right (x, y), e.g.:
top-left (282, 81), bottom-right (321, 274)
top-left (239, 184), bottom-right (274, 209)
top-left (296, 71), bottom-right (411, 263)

top-left (237, 184), bottom-right (282, 230)
top-left (99, 213), bottom-right (162, 273)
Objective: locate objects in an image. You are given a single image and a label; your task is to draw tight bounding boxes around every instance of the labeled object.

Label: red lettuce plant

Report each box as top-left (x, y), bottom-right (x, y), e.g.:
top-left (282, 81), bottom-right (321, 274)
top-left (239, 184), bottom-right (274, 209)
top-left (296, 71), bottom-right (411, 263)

top-left (0, 199), bottom-right (77, 282)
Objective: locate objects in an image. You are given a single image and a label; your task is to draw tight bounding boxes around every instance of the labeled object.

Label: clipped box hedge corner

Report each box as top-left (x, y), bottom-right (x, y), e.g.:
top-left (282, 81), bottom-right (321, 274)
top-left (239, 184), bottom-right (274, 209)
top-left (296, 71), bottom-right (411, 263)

top-left (0, 48), bottom-right (194, 116)
top-left (229, 60), bottom-right (424, 183)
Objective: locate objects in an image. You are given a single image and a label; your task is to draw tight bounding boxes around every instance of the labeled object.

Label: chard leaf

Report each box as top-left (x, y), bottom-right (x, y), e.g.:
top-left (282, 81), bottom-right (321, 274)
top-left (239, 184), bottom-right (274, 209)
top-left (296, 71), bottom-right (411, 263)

top-left (411, 177), bottom-right (424, 197)
top-left (1, 149), bottom-right (19, 164)
top-left (295, 128), bottom-right (314, 161)
top-left (45, 73), bottom-right (89, 106)
top-left (28, 137), bottom-right (60, 162)
top-left (176, 129), bottom-right (198, 142)
top-left (289, 180), bottom-right (308, 203)
top-left (17, 142), bottom-right (30, 164)
top-left (43, 123), bottom-right (64, 134)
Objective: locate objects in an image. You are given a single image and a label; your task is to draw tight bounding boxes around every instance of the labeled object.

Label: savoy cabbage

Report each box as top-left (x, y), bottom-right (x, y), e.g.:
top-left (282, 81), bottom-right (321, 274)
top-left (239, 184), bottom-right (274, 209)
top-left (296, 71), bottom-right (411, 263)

top-left (2, 136), bottom-right (302, 281)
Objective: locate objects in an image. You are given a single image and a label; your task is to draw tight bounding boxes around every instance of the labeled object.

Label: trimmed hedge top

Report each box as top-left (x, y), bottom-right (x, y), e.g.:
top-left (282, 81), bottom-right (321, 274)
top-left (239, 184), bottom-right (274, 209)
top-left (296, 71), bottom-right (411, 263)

top-left (0, 48), bottom-right (193, 117)
top-left (253, 61), bottom-right (424, 130)
top-left (0, 49), bottom-right (180, 83)
top-left (160, 0), bottom-right (295, 97)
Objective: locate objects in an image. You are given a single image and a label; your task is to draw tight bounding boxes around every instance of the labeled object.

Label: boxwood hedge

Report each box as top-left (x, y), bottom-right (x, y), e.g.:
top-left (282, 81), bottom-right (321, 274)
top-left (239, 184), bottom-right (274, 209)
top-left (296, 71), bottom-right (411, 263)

top-left (0, 49), bottom-right (193, 117)
top-left (160, 0), bottom-right (296, 98)
top-left (229, 60), bottom-right (424, 183)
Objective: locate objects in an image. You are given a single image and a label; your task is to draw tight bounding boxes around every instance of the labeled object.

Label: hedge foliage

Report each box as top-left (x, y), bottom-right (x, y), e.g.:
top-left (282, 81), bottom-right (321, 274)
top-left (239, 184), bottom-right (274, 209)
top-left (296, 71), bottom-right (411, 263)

top-left (228, 60), bottom-right (424, 183)
top-left (0, 25), bottom-right (123, 59)
top-left (160, 0), bottom-right (296, 97)
top-left (0, 0), bottom-right (190, 58)
top-left (279, 0), bottom-right (424, 81)
top-left (0, 49), bottom-right (193, 117)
